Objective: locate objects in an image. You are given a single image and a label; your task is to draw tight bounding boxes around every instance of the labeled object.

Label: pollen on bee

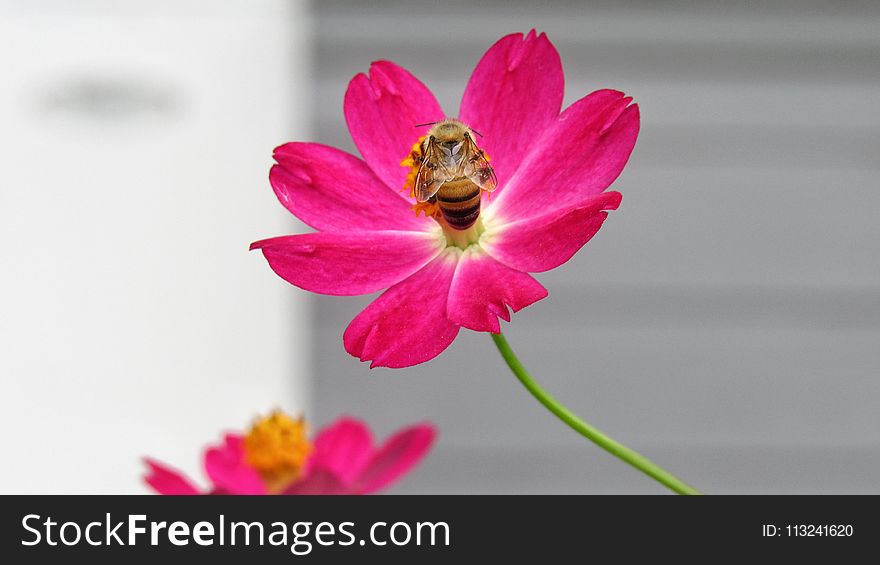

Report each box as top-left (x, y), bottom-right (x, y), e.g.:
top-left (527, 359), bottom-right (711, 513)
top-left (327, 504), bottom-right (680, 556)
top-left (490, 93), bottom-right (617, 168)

top-left (412, 200), bottom-right (440, 218)
top-left (401, 136), bottom-right (426, 200)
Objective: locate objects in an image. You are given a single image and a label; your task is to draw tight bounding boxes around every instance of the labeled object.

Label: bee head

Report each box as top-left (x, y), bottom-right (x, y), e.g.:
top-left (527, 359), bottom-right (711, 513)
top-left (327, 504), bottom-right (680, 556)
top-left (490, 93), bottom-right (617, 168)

top-left (421, 119), bottom-right (472, 162)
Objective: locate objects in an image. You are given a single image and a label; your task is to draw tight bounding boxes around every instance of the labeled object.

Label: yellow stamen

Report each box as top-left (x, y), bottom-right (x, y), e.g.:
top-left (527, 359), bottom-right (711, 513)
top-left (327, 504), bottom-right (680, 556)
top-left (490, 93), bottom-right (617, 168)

top-left (412, 200), bottom-right (440, 218)
top-left (243, 411), bottom-right (312, 493)
top-left (401, 136), bottom-right (428, 201)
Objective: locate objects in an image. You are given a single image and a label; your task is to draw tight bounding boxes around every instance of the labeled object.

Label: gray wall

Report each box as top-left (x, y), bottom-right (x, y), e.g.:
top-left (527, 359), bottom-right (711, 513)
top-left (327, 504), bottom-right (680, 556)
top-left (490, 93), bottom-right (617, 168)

top-left (309, 1), bottom-right (880, 493)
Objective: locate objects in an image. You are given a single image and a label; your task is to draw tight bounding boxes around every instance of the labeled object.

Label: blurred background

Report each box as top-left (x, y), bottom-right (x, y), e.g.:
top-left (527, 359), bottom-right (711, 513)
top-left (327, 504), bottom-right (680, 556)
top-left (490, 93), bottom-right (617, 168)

top-left (1, 0), bottom-right (879, 493)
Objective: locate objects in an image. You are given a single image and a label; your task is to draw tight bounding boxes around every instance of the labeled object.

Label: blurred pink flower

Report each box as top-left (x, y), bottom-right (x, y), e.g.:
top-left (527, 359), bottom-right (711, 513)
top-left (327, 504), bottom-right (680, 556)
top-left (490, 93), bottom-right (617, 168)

top-left (252, 31), bottom-right (639, 368)
top-left (144, 412), bottom-right (436, 495)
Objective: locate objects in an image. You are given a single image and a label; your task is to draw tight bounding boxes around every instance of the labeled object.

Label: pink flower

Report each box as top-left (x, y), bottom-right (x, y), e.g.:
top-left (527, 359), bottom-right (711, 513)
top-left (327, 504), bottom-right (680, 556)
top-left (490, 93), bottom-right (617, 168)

top-left (251, 31), bottom-right (639, 368)
top-left (144, 412), bottom-right (436, 495)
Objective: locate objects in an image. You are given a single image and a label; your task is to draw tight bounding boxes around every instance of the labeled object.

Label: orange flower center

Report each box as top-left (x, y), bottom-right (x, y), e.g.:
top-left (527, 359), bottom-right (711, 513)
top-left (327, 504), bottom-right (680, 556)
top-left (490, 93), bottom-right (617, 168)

top-left (401, 136), bottom-right (442, 219)
top-left (243, 411), bottom-right (312, 493)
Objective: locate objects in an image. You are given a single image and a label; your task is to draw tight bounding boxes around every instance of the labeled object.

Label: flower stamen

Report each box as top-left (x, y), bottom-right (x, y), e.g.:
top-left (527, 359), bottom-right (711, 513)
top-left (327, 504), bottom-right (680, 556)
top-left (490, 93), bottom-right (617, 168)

top-left (243, 410), bottom-right (312, 493)
top-left (402, 136), bottom-right (445, 222)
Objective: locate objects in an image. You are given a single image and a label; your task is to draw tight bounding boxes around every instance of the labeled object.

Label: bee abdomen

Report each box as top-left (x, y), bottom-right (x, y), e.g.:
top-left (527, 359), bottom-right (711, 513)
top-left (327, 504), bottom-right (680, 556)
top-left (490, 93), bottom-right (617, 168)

top-left (437, 178), bottom-right (481, 230)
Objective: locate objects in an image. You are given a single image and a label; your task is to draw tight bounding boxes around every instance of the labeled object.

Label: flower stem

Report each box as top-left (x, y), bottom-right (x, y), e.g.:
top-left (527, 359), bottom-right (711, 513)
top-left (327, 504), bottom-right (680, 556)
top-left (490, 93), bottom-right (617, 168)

top-left (490, 332), bottom-right (701, 495)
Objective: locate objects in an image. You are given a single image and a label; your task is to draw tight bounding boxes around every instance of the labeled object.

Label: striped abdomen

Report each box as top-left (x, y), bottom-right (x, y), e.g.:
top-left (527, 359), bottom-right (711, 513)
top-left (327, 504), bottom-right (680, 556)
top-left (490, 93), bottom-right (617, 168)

top-left (436, 177), bottom-right (481, 230)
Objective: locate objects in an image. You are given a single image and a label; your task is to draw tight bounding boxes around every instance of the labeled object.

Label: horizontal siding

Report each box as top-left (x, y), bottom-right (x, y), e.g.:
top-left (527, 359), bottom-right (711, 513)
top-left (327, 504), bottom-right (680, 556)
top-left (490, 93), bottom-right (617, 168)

top-left (316, 39), bottom-right (880, 85)
top-left (392, 445), bottom-right (880, 494)
top-left (310, 1), bottom-right (880, 492)
top-left (316, 286), bottom-right (880, 331)
top-left (315, 323), bottom-right (880, 447)
top-left (317, 81), bottom-right (880, 129)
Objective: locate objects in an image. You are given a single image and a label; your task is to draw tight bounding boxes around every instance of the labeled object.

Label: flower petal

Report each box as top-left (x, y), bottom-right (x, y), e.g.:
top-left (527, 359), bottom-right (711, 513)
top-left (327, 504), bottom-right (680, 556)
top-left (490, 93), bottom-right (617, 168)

top-left (304, 417), bottom-right (375, 486)
top-left (447, 247), bottom-right (548, 333)
top-left (203, 434), bottom-right (267, 495)
top-left (343, 249), bottom-right (460, 368)
top-left (482, 191), bottom-right (622, 273)
top-left (485, 90), bottom-right (638, 223)
top-left (143, 458), bottom-right (201, 495)
top-left (354, 423), bottom-right (437, 494)
top-left (459, 31), bottom-right (563, 190)
top-left (344, 61), bottom-right (445, 191)
top-left (250, 231), bottom-right (444, 296)
top-left (284, 470), bottom-right (353, 495)
top-left (271, 143), bottom-right (430, 232)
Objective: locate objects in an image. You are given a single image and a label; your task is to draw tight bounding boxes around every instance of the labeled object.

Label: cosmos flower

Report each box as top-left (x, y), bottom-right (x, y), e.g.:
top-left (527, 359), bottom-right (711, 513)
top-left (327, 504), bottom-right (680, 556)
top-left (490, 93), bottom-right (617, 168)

top-left (144, 412), bottom-right (436, 495)
top-left (251, 30), bottom-right (639, 368)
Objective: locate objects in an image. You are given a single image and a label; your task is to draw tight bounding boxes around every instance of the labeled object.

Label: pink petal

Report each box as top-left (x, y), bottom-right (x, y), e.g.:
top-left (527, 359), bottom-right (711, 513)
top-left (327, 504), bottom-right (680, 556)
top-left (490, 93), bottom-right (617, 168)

top-left (447, 247), bottom-right (548, 333)
top-left (203, 434), bottom-right (267, 495)
top-left (143, 458), bottom-right (201, 495)
top-left (344, 60), bottom-right (445, 191)
top-left (486, 90), bottom-right (638, 223)
top-left (271, 143), bottom-right (430, 232)
top-left (459, 31), bottom-right (563, 190)
top-left (251, 230), bottom-right (444, 296)
top-left (284, 470), bottom-right (353, 495)
top-left (305, 417), bottom-right (376, 486)
top-left (482, 191), bottom-right (622, 273)
top-left (343, 249), bottom-right (460, 368)
top-left (354, 423), bottom-right (437, 494)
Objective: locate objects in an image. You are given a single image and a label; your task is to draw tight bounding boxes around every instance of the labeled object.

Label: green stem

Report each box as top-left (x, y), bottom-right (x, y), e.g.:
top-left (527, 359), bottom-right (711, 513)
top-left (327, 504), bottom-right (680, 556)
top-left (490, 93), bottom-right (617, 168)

top-left (491, 332), bottom-right (701, 495)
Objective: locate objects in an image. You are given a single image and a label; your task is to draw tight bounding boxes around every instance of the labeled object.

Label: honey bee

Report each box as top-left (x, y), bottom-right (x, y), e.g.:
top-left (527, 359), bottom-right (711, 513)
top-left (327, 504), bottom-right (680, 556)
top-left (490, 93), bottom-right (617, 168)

top-left (413, 119), bottom-right (497, 230)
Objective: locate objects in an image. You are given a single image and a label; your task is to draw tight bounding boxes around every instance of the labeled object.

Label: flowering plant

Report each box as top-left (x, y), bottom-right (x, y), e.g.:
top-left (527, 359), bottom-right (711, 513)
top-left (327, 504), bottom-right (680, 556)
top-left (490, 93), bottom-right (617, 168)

top-left (252, 31), bottom-right (632, 369)
top-left (252, 31), bottom-right (699, 494)
top-left (145, 412), bottom-right (436, 495)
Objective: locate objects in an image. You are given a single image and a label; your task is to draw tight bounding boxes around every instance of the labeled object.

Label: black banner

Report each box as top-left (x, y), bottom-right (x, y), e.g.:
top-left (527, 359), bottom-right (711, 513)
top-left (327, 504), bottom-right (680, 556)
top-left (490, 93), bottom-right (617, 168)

top-left (2, 495), bottom-right (875, 562)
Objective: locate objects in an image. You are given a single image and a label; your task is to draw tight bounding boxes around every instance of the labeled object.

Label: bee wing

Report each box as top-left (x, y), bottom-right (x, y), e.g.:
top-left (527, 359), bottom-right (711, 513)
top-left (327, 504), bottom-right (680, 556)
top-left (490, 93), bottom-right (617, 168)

top-left (414, 139), bottom-right (446, 202)
top-left (463, 136), bottom-right (497, 192)
top-left (413, 162), bottom-right (444, 202)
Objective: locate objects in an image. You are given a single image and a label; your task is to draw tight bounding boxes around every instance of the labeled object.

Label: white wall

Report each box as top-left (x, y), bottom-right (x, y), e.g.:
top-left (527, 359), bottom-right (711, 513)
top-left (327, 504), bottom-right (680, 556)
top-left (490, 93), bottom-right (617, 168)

top-left (0, 1), bottom-right (311, 493)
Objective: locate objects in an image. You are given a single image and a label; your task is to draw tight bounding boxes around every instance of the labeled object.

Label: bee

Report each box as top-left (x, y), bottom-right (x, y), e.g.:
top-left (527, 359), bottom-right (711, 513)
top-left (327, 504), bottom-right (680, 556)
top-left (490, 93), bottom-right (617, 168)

top-left (413, 119), bottom-right (497, 230)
